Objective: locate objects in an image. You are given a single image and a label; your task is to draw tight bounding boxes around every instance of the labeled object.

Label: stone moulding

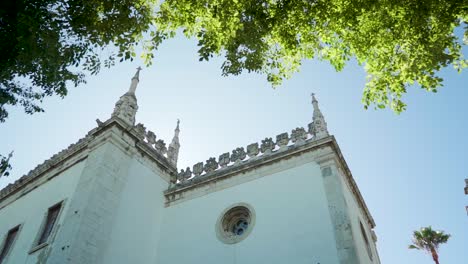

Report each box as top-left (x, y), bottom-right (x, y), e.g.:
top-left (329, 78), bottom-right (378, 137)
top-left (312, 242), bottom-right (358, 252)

top-left (166, 134), bottom-right (375, 229)
top-left (174, 124), bottom-right (316, 185)
top-left (0, 117), bottom-right (177, 205)
top-left (0, 135), bottom-right (91, 204)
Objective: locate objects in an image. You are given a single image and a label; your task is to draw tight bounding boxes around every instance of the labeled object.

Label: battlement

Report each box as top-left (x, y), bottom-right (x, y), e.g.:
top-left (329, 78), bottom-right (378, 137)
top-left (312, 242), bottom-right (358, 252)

top-left (173, 123), bottom-right (318, 186)
top-left (0, 117), bottom-right (177, 205)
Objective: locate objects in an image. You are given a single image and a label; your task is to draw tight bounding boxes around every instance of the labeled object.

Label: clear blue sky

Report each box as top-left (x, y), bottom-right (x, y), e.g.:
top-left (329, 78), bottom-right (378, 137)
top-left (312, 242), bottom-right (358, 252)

top-left (1, 34), bottom-right (467, 263)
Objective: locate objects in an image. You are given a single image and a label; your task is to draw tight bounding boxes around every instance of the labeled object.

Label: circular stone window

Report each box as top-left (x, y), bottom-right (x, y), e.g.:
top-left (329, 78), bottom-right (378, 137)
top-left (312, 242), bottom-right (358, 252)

top-left (216, 203), bottom-right (255, 244)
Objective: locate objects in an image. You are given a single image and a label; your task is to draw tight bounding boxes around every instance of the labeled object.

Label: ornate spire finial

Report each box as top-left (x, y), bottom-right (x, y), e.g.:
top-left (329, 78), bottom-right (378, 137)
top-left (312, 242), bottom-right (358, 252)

top-left (310, 92), bottom-right (329, 139)
top-left (311, 92), bottom-right (318, 103)
top-left (133, 66), bottom-right (142, 79)
top-left (111, 69), bottom-right (141, 125)
top-left (128, 67), bottom-right (142, 94)
top-left (168, 119), bottom-right (181, 167)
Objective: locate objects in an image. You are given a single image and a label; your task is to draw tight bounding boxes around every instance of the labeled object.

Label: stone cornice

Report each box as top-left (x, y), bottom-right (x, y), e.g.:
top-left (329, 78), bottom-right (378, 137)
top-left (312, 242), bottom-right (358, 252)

top-left (0, 117), bottom-right (176, 205)
top-left (165, 135), bottom-right (376, 228)
top-left (0, 134), bottom-right (92, 204)
top-left (166, 137), bottom-right (332, 195)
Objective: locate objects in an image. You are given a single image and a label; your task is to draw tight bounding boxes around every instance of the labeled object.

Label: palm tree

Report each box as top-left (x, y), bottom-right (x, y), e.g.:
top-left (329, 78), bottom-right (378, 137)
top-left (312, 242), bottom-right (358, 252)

top-left (409, 226), bottom-right (450, 264)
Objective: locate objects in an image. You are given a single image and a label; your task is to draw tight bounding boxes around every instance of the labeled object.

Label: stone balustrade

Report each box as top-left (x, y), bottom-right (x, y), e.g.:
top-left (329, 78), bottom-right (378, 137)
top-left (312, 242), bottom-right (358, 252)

top-left (175, 123), bottom-right (318, 185)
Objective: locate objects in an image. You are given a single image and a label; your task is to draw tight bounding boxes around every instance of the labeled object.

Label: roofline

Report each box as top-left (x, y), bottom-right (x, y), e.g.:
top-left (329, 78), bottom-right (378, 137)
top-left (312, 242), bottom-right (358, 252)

top-left (165, 135), bottom-right (376, 228)
top-left (0, 117), bottom-right (177, 205)
top-left (329, 137), bottom-right (376, 228)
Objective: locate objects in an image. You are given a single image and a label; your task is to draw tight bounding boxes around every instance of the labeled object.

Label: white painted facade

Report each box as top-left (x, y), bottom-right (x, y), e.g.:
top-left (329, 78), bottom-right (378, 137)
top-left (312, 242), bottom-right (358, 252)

top-left (0, 71), bottom-right (380, 264)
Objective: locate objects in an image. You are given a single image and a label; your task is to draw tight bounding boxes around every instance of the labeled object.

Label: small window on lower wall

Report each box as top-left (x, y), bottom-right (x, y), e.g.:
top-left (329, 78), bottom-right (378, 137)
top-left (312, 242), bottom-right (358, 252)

top-left (30, 201), bottom-right (64, 253)
top-left (360, 220), bottom-right (373, 260)
top-left (0, 225), bottom-right (20, 264)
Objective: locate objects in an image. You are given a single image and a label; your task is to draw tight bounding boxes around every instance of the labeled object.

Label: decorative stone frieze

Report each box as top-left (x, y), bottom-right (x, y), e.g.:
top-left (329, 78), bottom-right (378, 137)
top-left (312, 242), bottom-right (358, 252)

top-left (260, 138), bottom-right (275, 154)
top-left (276, 132), bottom-right (289, 148)
top-left (0, 69), bottom-right (184, 204)
top-left (193, 162), bottom-right (204, 176)
top-left (146, 130), bottom-right (157, 146)
top-left (247, 143), bottom-right (259, 158)
top-left (0, 134), bottom-right (92, 201)
top-left (231, 147), bottom-right (247, 163)
top-left (291, 127), bottom-right (307, 144)
top-left (178, 167), bottom-right (192, 182)
top-left (219, 152), bottom-right (230, 167)
top-left (174, 121), bottom-right (331, 185)
top-left (132, 121), bottom-right (179, 166)
top-left (155, 140), bottom-right (167, 155)
top-left (204, 157), bottom-right (219, 173)
top-left (134, 123), bottom-right (146, 138)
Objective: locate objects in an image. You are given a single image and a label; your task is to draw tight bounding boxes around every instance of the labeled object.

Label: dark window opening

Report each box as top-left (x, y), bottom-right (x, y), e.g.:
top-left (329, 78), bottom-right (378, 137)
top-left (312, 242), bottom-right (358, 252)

top-left (360, 221), bottom-right (373, 260)
top-left (0, 225), bottom-right (20, 263)
top-left (37, 203), bottom-right (62, 245)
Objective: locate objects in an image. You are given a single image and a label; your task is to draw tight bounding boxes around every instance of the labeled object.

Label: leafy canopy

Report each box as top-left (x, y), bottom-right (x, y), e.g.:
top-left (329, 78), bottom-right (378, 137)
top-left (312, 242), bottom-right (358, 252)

top-left (409, 226), bottom-right (450, 252)
top-left (1, 0), bottom-right (467, 123)
top-left (152, 0), bottom-right (467, 113)
top-left (0, 0), bottom-right (155, 122)
top-left (0, 152), bottom-right (13, 178)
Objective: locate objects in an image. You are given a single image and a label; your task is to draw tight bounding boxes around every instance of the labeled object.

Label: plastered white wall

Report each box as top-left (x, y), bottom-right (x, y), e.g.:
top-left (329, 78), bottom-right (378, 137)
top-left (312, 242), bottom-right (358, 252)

top-left (0, 160), bottom-right (85, 264)
top-left (338, 170), bottom-right (380, 264)
top-left (100, 157), bottom-right (169, 264)
top-left (157, 161), bottom-right (340, 264)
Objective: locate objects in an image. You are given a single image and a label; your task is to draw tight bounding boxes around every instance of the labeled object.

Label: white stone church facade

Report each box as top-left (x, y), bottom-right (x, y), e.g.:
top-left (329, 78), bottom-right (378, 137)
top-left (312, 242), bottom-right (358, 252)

top-left (0, 69), bottom-right (380, 264)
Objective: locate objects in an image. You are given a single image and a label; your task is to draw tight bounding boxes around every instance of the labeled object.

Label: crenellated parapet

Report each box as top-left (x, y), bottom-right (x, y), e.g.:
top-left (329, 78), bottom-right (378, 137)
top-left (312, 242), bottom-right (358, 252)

top-left (0, 134), bottom-right (93, 201)
top-left (132, 123), bottom-right (168, 156)
top-left (131, 121), bottom-right (181, 168)
top-left (173, 123), bottom-right (320, 186)
top-left (0, 117), bottom-right (179, 204)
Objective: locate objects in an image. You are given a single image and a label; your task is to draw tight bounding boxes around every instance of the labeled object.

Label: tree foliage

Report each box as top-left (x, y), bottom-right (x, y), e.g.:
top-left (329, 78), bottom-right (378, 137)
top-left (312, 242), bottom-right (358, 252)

top-left (0, 152), bottom-right (13, 178)
top-left (0, 0), bottom-right (155, 122)
top-left (409, 226), bottom-right (450, 264)
top-left (0, 0), bottom-right (467, 122)
top-left (152, 0), bottom-right (467, 113)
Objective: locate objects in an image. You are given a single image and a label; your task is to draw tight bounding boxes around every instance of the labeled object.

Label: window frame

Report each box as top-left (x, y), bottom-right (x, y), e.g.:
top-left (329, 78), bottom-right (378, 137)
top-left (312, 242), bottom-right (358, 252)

top-left (215, 202), bottom-right (256, 244)
top-left (29, 200), bottom-right (66, 254)
top-left (0, 224), bottom-right (22, 264)
top-left (359, 220), bottom-right (374, 261)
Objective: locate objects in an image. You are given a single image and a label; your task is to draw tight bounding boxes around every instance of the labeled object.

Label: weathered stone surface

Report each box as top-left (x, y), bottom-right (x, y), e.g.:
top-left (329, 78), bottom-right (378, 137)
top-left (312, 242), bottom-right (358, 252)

top-left (291, 127), bottom-right (307, 143)
top-left (276, 132), bottom-right (289, 147)
top-left (260, 138), bottom-right (275, 153)
top-left (111, 68), bottom-right (140, 125)
top-left (155, 140), bottom-right (167, 155)
top-left (193, 162), bottom-right (204, 176)
top-left (146, 130), bottom-right (157, 145)
top-left (308, 122), bottom-right (314, 135)
top-left (167, 120), bottom-right (181, 167)
top-left (230, 148), bottom-right (246, 163)
top-left (247, 143), bottom-right (259, 157)
top-left (178, 167), bottom-right (192, 182)
top-left (112, 94), bottom-right (138, 125)
top-left (218, 152), bottom-right (230, 167)
top-left (204, 157), bottom-right (219, 173)
top-left (311, 93), bottom-right (329, 139)
top-left (134, 123), bottom-right (146, 138)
